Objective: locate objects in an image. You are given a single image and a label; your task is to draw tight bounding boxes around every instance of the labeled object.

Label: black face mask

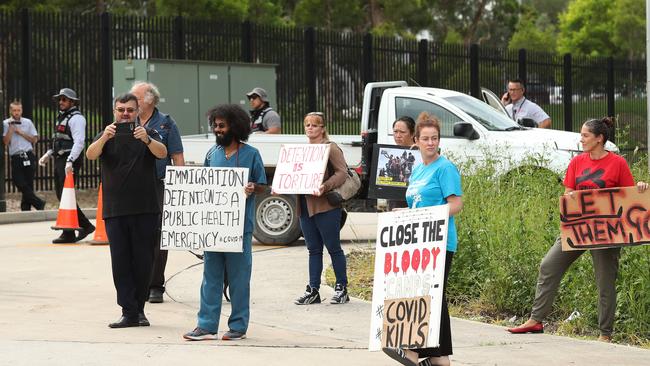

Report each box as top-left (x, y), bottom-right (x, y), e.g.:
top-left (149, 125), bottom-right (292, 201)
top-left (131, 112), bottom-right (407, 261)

top-left (215, 131), bottom-right (234, 147)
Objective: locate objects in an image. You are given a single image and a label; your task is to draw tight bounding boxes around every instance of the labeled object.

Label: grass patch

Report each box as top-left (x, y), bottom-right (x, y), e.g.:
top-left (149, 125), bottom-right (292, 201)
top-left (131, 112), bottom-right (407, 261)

top-left (328, 153), bottom-right (650, 348)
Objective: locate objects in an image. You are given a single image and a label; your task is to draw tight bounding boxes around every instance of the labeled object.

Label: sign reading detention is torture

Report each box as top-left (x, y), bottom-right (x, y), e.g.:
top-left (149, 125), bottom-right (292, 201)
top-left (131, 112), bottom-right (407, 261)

top-left (271, 144), bottom-right (330, 194)
top-left (161, 166), bottom-right (249, 252)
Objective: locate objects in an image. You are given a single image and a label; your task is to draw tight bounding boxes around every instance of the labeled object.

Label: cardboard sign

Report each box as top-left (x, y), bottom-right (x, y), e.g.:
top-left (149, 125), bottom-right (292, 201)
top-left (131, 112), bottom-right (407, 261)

top-left (382, 296), bottom-right (431, 349)
top-left (368, 205), bottom-right (449, 351)
top-left (160, 166), bottom-right (249, 252)
top-left (367, 144), bottom-right (422, 200)
top-left (560, 186), bottom-right (650, 251)
top-left (271, 144), bottom-right (331, 194)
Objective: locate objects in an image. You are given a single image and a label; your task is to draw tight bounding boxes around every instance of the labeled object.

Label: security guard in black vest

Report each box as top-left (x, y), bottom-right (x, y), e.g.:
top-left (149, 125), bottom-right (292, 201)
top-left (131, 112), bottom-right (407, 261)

top-left (39, 88), bottom-right (95, 243)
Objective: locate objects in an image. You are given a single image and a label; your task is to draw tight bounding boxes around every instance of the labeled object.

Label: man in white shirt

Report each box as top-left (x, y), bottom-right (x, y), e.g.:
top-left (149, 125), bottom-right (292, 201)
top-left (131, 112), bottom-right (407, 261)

top-left (3, 100), bottom-right (46, 211)
top-left (501, 79), bottom-right (552, 129)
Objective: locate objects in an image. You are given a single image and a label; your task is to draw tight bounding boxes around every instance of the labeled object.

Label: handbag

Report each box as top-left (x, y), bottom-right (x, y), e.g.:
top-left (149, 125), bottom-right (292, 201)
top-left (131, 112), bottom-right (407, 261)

top-left (325, 166), bottom-right (362, 206)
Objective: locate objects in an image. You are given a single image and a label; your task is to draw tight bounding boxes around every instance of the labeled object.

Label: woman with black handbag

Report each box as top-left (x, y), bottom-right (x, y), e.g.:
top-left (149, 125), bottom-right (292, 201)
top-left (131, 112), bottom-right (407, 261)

top-left (294, 112), bottom-right (350, 305)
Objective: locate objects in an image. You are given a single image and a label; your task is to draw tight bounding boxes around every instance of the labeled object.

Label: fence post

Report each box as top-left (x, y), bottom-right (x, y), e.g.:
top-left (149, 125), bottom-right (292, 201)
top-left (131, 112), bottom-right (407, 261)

top-left (304, 27), bottom-right (317, 112)
top-left (606, 58), bottom-right (615, 116)
top-left (100, 12), bottom-right (113, 126)
top-left (469, 44), bottom-right (480, 98)
top-left (518, 48), bottom-right (527, 82)
top-left (0, 117), bottom-right (4, 212)
top-left (563, 54), bottom-right (573, 132)
top-left (607, 57), bottom-right (615, 143)
top-left (363, 33), bottom-right (373, 84)
top-left (21, 8), bottom-right (32, 118)
top-left (241, 21), bottom-right (253, 63)
top-left (173, 16), bottom-right (185, 59)
top-left (418, 39), bottom-right (428, 86)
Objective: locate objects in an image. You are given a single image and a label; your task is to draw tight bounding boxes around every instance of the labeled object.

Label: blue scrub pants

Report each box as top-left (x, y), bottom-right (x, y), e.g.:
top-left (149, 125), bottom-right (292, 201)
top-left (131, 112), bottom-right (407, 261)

top-left (197, 232), bottom-right (253, 334)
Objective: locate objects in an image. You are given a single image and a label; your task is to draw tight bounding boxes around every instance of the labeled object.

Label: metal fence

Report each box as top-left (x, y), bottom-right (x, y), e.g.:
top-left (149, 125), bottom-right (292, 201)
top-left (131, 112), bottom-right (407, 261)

top-left (1, 9), bottom-right (647, 193)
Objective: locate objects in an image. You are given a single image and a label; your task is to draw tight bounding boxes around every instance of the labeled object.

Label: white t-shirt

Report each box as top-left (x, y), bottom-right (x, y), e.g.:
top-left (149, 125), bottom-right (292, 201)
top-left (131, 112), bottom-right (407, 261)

top-left (2, 117), bottom-right (38, 156)
top-left (505, 98), bottom-right (550, 126)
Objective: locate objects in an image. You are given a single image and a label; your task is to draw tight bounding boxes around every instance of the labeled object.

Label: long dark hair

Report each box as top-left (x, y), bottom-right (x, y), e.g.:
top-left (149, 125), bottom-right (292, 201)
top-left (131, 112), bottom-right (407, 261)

top-left (583, 116), bottom-right (614, 144)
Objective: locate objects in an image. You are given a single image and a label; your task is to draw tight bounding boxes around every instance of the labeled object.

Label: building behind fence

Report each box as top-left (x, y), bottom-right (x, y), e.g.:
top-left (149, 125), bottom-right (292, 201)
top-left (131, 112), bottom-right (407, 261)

top-left (0, 9), bottom-right (647, 193)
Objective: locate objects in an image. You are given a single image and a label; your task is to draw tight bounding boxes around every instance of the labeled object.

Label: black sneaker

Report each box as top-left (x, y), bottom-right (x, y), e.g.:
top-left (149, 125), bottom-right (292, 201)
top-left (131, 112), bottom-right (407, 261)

top-left (294, 285), bottom-right (321, 305)
top-left (330, 283), bottom-right (349, 304)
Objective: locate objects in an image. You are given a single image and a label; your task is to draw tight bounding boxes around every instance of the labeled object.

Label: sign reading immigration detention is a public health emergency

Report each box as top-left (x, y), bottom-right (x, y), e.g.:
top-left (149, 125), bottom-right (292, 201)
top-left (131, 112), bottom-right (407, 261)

top-left (161, 166), bottom-right (249, 252)
top-left (368, 205), bottom-right (449, 351)
top-left (271, 144), bottom-right (330, 194)
top-left (560, 186), bottom-right (650, 251)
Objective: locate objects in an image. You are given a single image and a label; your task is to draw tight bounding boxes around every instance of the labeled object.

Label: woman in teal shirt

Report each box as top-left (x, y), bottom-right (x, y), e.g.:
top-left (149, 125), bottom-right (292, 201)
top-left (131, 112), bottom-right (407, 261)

top-left (384, 112), bottom-right (463, 366)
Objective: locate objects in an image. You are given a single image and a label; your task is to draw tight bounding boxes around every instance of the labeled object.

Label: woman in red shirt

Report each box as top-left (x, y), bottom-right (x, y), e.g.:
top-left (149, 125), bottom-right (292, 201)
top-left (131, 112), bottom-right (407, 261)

top-left (507, 117), bottom-right (648, 342)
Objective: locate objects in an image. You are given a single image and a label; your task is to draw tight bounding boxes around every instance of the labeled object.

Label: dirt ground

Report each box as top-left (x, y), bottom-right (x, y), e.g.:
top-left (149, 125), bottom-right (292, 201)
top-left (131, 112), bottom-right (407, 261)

top-left (4, 188), bottom-right (99, 212)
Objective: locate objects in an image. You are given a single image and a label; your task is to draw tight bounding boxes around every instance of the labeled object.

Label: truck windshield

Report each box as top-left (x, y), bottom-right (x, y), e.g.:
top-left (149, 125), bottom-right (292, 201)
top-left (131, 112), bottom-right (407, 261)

top-left (445, 95), bottom-right (520, 131)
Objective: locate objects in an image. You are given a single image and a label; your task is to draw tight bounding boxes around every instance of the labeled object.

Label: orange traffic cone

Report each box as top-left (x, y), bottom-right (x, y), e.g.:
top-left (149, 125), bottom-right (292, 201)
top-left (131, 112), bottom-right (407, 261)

top-left (90, 183), bottom-right (109, 245)
top-left (51, 172), bottom-right (81, 230)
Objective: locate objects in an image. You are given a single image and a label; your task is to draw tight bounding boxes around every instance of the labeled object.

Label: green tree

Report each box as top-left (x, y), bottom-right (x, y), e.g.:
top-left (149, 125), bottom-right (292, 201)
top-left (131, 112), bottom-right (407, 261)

top-left (557, 0), bottom-right (617, 57)
top-left (521, 0), bottom-right (568, 23)
top-left (611, 0), bottom-right (646, 59)
top-left (293, 0), bottom-right (364, 30)
top-left (509, 8), bottom-right (556, 53)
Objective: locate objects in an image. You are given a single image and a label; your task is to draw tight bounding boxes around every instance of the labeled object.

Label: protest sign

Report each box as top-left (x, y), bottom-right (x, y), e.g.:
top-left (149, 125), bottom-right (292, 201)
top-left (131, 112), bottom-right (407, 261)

top-left (367, 144), bottom-right (422, 200)
top-left (271, 144), bottom-right (330, 194)
top-left (560, 186), bottom-right (650, 251)
top-left (382, 296), bottom-right (431, 349)
top-left (160, 166), bottom-right (249, 252)
top-left (368, 205), bottom-right (449, 351)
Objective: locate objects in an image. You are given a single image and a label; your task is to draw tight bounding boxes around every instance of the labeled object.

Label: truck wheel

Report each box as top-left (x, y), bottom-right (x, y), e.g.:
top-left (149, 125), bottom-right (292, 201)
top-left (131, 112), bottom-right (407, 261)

top-left (253, 192), bottom-right (302, 245)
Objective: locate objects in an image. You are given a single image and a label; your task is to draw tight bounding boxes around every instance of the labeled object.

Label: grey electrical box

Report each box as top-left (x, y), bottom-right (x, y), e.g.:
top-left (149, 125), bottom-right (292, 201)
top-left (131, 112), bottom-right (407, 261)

top-left (113, 59), bottom-right (277, 135)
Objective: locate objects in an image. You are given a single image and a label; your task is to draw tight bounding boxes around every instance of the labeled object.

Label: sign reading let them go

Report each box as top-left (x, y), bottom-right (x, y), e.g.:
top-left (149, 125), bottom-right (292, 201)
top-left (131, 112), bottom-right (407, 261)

top-left (160, 166), bottom-right (249, 252)
top-left (560, 186), bottom-right (650, 251)
top-left (272, 144), bottom-right (330, 194)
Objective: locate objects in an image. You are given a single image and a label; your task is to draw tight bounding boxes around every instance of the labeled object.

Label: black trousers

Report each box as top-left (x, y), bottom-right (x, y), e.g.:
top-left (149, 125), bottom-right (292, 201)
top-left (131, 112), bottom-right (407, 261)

top-left (105, 213), bottom-right (159, 318)
top-left (150, 179), bottom-right (167, 292)
top-left (415, 251), bottom-right (454, 358)
top-left (54, 155), bottom-right (92, 233)
top-left (10, 151), bottom-right (44, 210)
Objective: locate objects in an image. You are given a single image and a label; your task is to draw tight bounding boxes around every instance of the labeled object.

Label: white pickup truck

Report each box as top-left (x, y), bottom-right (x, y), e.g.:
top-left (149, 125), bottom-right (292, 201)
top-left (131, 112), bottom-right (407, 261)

top-left (182, 81), bottom-right (614, 244)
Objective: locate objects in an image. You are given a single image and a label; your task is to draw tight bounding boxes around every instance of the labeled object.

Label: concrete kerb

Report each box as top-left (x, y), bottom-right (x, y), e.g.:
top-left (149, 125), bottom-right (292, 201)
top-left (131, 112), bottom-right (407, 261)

top-left (0, 208), bottom-right (97, 225)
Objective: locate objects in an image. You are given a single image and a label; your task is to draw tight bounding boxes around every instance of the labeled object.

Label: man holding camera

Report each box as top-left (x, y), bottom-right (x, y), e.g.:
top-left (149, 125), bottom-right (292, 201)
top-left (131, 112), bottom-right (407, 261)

top-left (86, 93), bottom-right (167, 328)
top-left (39, 88), bottom-right (95, 243)
top-left (3, 100), bottom-right (46, 211)
top-left (501, 79), bottom-right (552, 129)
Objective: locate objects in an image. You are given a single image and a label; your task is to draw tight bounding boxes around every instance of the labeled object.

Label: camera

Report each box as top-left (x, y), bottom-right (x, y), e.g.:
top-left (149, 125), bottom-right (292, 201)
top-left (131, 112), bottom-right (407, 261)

top-left (114, 122), bottom-right (136, 135)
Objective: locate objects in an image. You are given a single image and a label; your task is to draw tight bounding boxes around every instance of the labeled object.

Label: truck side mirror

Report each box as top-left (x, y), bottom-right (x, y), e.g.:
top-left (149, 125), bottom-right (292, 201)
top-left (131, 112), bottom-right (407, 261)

top-left (518, 118), bottom-right (537, 128)
top-left (453, 122), bottom-right (479, 140)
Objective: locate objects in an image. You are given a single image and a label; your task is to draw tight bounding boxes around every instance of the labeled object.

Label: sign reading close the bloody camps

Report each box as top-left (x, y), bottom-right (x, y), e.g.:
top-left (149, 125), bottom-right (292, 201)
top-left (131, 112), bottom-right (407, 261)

top-left (559, 186), bottom-right (650, 251)
top-left (368, 205), bottom-right (449, 351)
top-left (160, 166), bottom-right (249, 252)
top-left (271, 144), bottom-right (331, 194)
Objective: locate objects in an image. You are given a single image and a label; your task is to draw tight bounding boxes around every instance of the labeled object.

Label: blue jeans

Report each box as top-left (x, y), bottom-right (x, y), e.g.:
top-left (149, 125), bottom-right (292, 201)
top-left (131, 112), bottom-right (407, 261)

top-left (299, 197), bottom-right (347, 289)
top-left (197, 232), bottom-right (253, 334)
